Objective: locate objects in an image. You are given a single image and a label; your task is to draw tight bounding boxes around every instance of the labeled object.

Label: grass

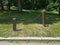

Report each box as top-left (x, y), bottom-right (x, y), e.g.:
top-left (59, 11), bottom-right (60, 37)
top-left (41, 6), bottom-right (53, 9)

top-left (0, 10), bottom-right (60, 37)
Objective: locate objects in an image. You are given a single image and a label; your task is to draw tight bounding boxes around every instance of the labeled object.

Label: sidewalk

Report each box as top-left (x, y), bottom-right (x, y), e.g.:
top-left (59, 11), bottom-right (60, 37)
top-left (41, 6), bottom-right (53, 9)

top-left (0, 41), bottom-right (60, 45)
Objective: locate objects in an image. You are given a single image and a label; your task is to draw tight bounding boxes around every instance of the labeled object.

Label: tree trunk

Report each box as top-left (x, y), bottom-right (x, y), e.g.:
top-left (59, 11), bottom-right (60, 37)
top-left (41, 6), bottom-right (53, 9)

top-left (0, 0), bottom-right (4, 10)
top-left (31, 0), bottom-right (34, 10)
top-left (59, 0), bottom-right (60, 15)
top-left (7, 0), bottom-right (12, 10)
top-left (17, 0), bottom-right (22, 12)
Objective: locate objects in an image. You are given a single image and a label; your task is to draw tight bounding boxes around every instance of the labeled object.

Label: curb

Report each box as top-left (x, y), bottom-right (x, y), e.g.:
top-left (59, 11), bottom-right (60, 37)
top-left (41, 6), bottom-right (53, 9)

top-left (0, 37), bottom-right (60, 41)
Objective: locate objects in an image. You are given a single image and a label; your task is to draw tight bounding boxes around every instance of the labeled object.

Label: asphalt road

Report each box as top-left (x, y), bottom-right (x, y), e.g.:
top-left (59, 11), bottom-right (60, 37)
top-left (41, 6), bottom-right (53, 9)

top-left (0, 42), bottom-right (60, 45)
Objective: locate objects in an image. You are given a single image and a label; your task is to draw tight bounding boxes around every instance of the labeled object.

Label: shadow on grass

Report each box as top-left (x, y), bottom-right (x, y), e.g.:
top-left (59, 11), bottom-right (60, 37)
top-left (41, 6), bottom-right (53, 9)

top-left (0, 10), bottom-right (60, 25)
top-left (13, 29), bottom-right (22, 31)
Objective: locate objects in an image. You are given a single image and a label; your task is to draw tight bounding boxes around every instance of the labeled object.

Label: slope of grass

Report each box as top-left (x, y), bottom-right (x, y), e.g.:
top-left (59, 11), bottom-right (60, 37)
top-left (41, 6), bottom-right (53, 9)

top-left (0, 10), bottom-right (60, 37)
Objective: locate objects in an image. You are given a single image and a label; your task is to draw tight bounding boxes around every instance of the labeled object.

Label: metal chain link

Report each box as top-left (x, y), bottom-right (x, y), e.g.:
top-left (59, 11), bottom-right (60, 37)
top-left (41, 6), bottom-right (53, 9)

top-left (20, 14), bottom-right (41, 23)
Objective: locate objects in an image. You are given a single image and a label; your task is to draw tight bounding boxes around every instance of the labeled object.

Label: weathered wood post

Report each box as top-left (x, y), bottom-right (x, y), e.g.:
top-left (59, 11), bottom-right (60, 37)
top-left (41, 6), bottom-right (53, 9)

top-left (12, 18), bottom-right (16, 31)
top-left (42, 9), bottom-right (46, 27)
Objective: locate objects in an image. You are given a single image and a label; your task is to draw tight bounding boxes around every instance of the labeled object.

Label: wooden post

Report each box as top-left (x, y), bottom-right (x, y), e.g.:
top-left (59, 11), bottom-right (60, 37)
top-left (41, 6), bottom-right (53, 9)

top-left (42, 9), bottom-right (46, 27)
top-left (12, 18), bottom-right (16, 31)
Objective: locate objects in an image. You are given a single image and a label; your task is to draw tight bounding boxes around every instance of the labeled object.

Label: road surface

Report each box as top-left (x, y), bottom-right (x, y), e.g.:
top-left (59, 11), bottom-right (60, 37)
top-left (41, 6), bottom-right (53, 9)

top-left (0, 41), bottom-right (60, 45)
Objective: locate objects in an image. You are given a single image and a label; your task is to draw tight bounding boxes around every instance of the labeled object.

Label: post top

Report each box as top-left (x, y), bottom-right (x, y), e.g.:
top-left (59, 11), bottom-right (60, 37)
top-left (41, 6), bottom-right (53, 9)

top-left (12, 18), bottom-right (16, 20)
top-left (42, 9), bottom-right (46, 12)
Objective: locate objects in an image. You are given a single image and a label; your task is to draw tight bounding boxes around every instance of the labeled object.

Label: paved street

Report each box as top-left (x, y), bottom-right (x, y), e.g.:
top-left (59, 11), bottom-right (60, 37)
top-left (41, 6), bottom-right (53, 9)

top-left (0, 42), bottom-right (60, 45)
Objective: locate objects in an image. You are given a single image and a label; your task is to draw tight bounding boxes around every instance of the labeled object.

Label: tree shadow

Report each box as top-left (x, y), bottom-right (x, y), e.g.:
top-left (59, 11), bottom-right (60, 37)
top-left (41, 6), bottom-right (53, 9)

top-left (0, 10), bottom-right (60, 26)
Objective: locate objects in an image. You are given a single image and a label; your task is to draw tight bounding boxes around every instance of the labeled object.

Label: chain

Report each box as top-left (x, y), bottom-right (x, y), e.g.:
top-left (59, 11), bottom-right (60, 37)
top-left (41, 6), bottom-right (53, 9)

top-left (20, 14), bottom-right (41, 23)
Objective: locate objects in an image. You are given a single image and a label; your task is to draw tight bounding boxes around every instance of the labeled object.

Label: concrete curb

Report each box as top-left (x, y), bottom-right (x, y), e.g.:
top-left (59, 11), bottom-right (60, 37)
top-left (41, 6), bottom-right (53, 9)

top-left (0, 37), bottom-right (60, 41)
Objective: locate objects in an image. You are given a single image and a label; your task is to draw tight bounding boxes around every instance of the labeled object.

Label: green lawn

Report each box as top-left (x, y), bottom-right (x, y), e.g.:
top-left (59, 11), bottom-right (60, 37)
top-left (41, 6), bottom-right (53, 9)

top-left (0, 10), bottom-right (60, 37)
